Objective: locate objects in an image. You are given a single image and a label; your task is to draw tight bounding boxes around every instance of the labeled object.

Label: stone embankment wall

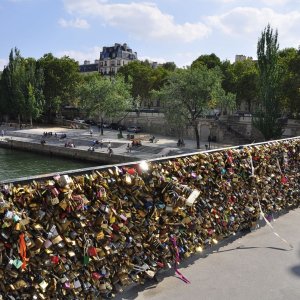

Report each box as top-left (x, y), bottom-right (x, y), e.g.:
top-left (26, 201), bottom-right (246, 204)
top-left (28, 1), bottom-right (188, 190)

top-left (283, 119), bottom-right (300, 138)
top-left (0, 139), bottom-right (137, 165)
top-left (120, 112), bottom-right (216, 141)
top-left (120, 113), bottom-right (300, 143)
top-left (0, 138), bottom-right (299, 299)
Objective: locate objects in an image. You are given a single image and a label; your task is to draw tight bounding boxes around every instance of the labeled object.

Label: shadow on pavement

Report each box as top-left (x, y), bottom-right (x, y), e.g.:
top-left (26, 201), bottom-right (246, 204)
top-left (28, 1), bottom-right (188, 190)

top-left (114, 230), bottom-right (248, 300)
top-left (115, 212), bottom-right (294, 300)
top-left (289, 244), bottom-right (300, 278)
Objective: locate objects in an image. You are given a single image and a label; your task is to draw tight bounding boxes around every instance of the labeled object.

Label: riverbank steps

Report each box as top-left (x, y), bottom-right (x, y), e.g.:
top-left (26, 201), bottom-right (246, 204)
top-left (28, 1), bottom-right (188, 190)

top-left (0, 137), bottom-right (299, 299)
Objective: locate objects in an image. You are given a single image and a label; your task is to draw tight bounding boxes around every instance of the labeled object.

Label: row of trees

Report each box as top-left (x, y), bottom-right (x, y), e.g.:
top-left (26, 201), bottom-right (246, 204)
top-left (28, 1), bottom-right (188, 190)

top-left (0, 50), bottom-right (134, 126)
top-left (0, 25), bottom-right (299, 144)
top-left (0, 51), bottom-right (81, 125)
top-left (155, 24), bottom-right (300, 145)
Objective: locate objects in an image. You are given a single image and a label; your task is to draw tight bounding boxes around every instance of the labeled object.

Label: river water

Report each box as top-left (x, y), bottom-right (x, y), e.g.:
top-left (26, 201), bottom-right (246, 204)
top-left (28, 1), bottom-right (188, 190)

top-left (0, 148), bottom-right (98, 181)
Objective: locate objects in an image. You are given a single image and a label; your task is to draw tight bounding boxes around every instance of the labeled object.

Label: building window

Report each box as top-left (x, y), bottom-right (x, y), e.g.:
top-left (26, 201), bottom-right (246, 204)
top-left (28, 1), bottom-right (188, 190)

top-left (104, 61), bottom-right (107, 66)
top-left (117, 60), bottom-right (121, 66)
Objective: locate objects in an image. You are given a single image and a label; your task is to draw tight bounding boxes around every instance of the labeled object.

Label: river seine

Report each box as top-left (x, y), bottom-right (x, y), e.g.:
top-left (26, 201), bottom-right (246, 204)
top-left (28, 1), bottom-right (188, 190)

top-left (0, 148), bottom-right (98, 181)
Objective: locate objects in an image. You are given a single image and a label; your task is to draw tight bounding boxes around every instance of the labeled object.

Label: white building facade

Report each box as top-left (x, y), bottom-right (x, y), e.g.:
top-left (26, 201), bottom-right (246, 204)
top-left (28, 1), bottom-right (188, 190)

top-left (99, 43), bottom-right (138, 75)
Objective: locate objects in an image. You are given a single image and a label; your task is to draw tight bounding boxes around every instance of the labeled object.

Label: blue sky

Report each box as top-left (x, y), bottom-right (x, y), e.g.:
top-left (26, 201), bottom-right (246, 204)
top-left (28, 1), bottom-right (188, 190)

top-left (1, 0), bottom-right (300, 70)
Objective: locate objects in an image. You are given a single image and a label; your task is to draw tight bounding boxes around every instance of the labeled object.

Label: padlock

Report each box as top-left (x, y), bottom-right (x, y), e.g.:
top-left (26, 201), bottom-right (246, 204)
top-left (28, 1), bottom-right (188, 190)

top-left (96, 231), bottom-right (105, 240)
top-left (44, 240), bottom-right (53, 249)
top-left (52, 235), bottom-right (63, 244)
top-left (87, 247), bottom-right (97, 257)
top-left (101, 220), bottom-right (109, 229)
top-left (74, 279), bottom-right (81, 289)
top-left (99, 280), bottom-right (107, 290)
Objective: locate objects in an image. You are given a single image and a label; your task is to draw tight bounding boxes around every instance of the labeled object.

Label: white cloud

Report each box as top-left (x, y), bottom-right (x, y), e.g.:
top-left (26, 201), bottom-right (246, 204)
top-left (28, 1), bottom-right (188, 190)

top-left (139, 55), bottom-right (166, 64)
top-left (206, 7), bottom-right (300, 48)
top-left (0, 58), bottom-right (8, 71)
top-left (62, 0), bottom-right (211, 42)
top-left (58, 18), bottom-right (90, 29)
top-left (175, 51), bottom-right (202, 67)
top-left (56, 46), bottom-right (102, 64)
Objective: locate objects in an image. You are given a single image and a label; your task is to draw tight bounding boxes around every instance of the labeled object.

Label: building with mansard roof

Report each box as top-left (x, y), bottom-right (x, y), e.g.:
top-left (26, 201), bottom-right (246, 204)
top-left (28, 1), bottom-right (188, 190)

top-left (99, 43), bottom-right (137, 76)
top-left (79, 60), bottom-right (99, 73)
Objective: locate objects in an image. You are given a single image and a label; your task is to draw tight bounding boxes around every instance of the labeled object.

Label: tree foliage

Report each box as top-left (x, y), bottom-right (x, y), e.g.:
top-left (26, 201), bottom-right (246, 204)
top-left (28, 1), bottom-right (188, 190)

top-left (37, 53), bottom-right (80, 121)
top-left (76, 73), bottom-right (132, 133)
top-left (0, 48), bottom-right (44, 123)
top-left (157, 65), bottom-right (226, 148)
top-left (23, 58), bottom-right (45, 124)
top-left (191, 53), bottom-right (222, 70)
top-left (161, 62), bottom-right (177, 72)
top-left (118, 60), bottom-right (173, 108)
top-left (1, 34), bottom-right (300, 138)
top-left (232, 59), bottom-right (259, 112)
top-left (277, 48), bottom-right (300, 117)
top-left (253, 24), bottom-right (283, 140)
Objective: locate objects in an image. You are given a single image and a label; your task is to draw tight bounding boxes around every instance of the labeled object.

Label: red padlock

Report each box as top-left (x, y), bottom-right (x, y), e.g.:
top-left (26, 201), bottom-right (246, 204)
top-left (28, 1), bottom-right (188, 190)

top-left (88, 246), bottom-right (97, 256)
top-left (281, 176), bottom-right (288, 184)
top-left (92, 272), bottom-right (102, 280)
top-left (51, 255), bottom-right (60, 264)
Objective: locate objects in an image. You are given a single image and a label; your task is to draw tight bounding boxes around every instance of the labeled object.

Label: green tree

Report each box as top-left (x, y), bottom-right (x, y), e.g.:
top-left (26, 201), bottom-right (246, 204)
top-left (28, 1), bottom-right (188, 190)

top-left (213, 89), bottom-right (236, 115)
top-left (76, 73), bottom-right (132, 135)
top-left (278, 47), bottom-right (300, 117)
top-left (191, 53), bottom-right (222, 70)
top-left (0, 68), bottom-right (10, 121)
top-left (220, 60), bottom-right (236, 95)
top-left (161, 62), bottom-right (177, 72)
top-left (37, 54), bottom-right (80, 122)
top-left (118, 60), bottom-right (172, 108)
top-left (23, 58), bottom-right (45, 125)
top-left (2, 48), bottom-right (26, 123)
top-left (253, 24), bottom-right (283, 140)
top-left (118, 61), bottom-right (153, 107)
top-left (233, 59), bottom-right (259, 112)
top-left (157, 65), bottom-right (225, 148)
top-left (0, 51), bottom-right (45, 125)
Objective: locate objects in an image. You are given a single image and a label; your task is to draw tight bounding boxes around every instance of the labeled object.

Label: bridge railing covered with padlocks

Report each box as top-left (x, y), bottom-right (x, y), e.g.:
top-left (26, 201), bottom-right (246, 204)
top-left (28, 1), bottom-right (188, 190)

top-left (0, 137), bottom-right (299, 299)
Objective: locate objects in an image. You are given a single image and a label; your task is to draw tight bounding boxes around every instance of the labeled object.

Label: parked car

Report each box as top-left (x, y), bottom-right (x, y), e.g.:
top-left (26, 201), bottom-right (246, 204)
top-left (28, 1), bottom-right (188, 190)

top-left (85, 119), bottom-right (97, 125)
top-left (109, 123), bottom-right (127, 130)
top-left (127, 126), bottom-right (142, 133)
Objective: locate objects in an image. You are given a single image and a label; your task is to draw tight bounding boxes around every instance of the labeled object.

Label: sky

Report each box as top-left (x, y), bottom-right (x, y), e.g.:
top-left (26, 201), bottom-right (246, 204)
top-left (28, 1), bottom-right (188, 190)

top-left (1, 0), bottom-right (300, 71)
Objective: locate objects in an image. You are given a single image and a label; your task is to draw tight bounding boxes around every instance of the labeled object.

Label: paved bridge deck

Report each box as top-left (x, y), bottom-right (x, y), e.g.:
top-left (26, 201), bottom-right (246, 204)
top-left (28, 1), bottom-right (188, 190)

top-left (116, 208), bottom-right (300, 300)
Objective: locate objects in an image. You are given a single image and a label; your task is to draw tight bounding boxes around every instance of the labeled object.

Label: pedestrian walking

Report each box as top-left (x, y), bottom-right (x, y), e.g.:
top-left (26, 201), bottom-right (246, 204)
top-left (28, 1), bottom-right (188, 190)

top-left (108, 147), bottom-right (113, 157)
top-left (90, 128), bottom-right (93, 136)
top-left (1, 130), bottom-right (4, 137)
top-left (126, 143), bottom-right (132, 153)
